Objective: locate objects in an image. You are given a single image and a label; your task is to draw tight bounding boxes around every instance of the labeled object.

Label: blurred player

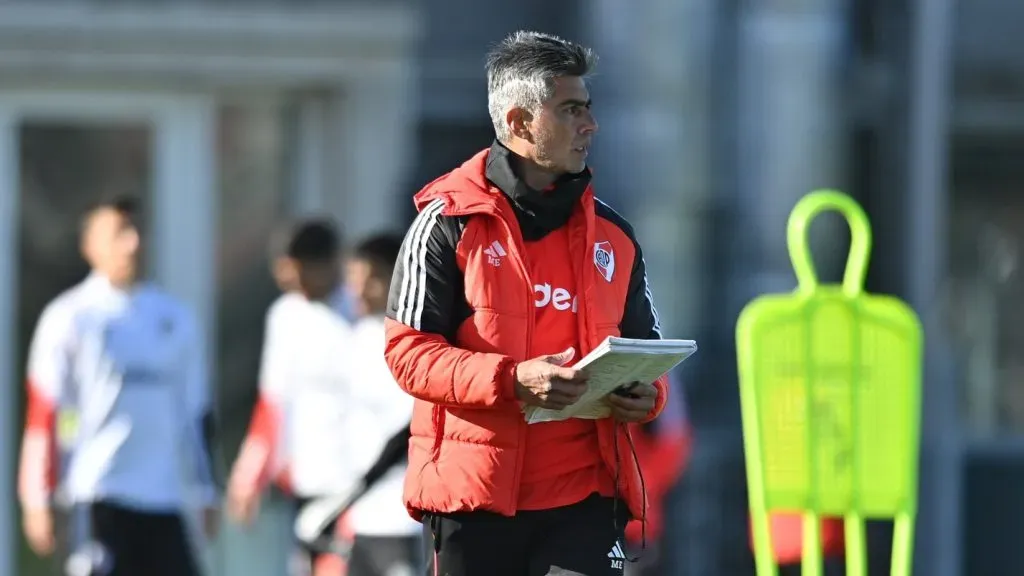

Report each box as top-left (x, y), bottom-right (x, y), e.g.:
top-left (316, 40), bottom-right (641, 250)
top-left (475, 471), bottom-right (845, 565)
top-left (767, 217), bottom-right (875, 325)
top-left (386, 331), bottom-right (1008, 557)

top-left (226, 217), bottom-right (354, 574)
top-left (18, 195), bottom-right (219, 576)
top-left (267, 218), bottom-right (358, 324)
top-left (337, 232), bottom-right (421, 576)
top-left (772, 515), bottom-right (845, 576)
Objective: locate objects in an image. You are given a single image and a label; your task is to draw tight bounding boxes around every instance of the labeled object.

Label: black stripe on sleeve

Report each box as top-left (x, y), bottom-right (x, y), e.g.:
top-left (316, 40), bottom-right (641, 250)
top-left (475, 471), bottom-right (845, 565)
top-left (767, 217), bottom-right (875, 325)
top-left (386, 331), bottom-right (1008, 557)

top-left (386, 200), bottom-right (471, 342)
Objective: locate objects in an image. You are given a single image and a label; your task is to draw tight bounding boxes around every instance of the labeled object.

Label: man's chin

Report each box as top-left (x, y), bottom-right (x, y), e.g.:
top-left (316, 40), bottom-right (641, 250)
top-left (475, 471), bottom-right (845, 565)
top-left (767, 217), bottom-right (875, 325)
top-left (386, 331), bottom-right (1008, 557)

top-left (567, 162), bottom-right (588, 175)
top-left (540, 159), bottom-right (586, 178)
top-left (552, 158), bottom-right (587, 174)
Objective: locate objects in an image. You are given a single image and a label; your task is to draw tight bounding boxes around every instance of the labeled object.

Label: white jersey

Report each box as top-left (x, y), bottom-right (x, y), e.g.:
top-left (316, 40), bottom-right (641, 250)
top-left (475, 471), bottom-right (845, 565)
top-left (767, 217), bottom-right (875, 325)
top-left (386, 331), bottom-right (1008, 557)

top-left (259, 293), bottom-right (357, 497)
top-left (343, 315), bottom-right (419, 537)
top-left (21, 273), bottom-right (215, 512)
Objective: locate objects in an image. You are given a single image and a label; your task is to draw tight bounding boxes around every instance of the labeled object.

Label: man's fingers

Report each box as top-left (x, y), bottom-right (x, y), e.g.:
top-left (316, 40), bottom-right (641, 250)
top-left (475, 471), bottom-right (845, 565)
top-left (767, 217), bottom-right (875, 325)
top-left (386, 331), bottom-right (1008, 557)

top-left (29, 538), bottom-right (53, 556)
top-left (553, 378), bottom-right (587, 395)
top-left (544, 387), bottom-right (582, 406)
top-left (538, 381), bottom-right (588, 409)
top-left (606, 392), bottom-right (655, 412)
top-left (608, 400), bottom-right (651, 422)
top-left (613, 410), bottom-right (648, 423)
top-left (547, 389), bottom-right (583, 407)
top-left (544, 347), bottom-right (576, 366)
top-left (605, 393), bottom-right (630, 407)
top-left (541, 397), bottom-right (572, 410)
top-left (27, 532), bottom-right (54, 556)
top-left (550, 366), bottom-right (587, 383)
top-left (229, 495), bottom-right (258, 525)
top-left (633, 382), bottom-right (658, 397)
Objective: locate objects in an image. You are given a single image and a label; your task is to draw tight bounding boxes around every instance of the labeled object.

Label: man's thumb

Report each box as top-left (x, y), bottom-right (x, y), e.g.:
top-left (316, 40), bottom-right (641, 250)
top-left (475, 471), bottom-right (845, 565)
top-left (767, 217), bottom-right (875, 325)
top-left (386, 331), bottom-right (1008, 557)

top-left (546, 347), bottom-right (576, 366)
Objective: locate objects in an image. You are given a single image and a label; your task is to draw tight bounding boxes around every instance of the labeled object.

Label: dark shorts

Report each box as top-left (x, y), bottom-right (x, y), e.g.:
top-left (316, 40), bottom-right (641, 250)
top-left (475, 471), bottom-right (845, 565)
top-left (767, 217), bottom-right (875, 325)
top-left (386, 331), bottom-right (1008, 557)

top-left (348, 535), bottom-right (421, 576)
top-left (423, 493), bottom-right (630, 576)
top-left (86, 500), bottom-right (202, 576)
top-left (294, 496), bottom-right (420, 576)
top-left (295, 496), bottom-right (340, 570)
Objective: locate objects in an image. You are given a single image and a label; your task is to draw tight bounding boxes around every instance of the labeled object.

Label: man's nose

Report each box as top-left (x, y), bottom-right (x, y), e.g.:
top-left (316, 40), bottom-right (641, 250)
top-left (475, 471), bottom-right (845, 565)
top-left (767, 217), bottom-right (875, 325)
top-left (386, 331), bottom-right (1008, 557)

top-left (122, 230), bottom-right (141, 255)
top-left (580, 112), bottom-right (598, 135)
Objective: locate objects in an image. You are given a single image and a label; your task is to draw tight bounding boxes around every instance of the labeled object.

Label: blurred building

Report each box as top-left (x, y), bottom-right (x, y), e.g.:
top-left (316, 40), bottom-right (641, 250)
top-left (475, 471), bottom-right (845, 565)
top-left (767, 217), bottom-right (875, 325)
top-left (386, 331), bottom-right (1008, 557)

top-left (0, 1), bottom-right (589, 575)
top-left (674, 0), bottom-right (1024, 575)
top-left (0, 2), bottom-right (421, 575)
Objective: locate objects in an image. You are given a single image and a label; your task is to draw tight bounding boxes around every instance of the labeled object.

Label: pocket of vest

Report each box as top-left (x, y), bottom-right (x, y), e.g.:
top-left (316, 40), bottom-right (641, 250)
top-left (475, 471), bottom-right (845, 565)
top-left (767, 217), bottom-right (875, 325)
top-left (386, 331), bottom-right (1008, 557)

top-left (458, 308), bottom-right (529, 361)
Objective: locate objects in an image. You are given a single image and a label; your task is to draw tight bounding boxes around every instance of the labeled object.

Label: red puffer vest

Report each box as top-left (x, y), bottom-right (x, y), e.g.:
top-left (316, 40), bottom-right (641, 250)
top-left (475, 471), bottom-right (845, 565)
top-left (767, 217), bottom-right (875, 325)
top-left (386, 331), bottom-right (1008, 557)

top-left (384, 149), bottom-right (668, 521)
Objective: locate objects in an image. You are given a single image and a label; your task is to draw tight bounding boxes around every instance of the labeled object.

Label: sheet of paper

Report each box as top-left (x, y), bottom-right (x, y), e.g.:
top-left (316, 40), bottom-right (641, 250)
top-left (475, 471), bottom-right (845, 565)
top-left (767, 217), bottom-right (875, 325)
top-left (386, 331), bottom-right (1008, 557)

top-left (523, 338), bottom-right (696, 424)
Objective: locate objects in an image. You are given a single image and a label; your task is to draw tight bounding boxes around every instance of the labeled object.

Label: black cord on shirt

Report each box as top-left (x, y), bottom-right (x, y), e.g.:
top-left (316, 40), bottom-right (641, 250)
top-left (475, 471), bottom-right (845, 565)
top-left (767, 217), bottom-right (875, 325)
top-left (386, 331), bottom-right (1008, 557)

top-left (612, 422), bottom-right (647, 563)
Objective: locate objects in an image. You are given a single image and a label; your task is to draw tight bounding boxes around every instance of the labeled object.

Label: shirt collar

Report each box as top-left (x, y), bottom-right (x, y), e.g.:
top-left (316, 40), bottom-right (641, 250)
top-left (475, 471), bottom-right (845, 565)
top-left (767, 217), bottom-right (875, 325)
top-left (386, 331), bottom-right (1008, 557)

top-left (484, 141), bottom-right (591, 241)
top-left (85, 271), bottom-right (145, 297)
top-left (484, 140), bottom-right (591, 202)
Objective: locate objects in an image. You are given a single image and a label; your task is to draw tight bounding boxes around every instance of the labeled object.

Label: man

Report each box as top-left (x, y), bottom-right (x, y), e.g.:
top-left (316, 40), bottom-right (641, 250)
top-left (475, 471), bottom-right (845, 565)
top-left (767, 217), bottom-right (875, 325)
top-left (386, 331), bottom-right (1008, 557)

top-left (226, 217), bottom-right (356, 575)
top-left (19, 195), bottom-right (218, 576)
top-left (384, 31), bottom-right (667, 576)
top-left (335, 232), bottom-right (421, 575)
top-left (267, 219), bottom-right (358, 323)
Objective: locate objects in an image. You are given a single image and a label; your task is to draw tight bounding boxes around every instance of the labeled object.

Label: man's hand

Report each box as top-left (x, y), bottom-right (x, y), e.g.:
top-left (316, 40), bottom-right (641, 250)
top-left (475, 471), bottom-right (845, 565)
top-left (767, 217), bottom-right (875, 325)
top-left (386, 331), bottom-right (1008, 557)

top-left (22, 506), bottom-right (55, 556)
top-left (605, 381), bottom-right (658, 422)
top-left (226, 482), bottom-right (260, 526)
top-left (513, 347), bottom-right (588, 410)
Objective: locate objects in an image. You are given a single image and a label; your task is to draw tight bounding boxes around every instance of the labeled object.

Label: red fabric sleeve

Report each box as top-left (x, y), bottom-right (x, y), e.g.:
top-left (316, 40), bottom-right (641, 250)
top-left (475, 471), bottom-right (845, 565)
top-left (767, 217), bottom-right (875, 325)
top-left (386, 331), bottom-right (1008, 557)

top-left (638, 375), bottom-right (669, 424)
top-left (754, 513), bottom-right (846, 563)
top-left (228, 394), bottom-right (281, 493)
top-left (19, 382), bottom-right (57, 509)
top-left (385, 318), bottom-right (517, 408)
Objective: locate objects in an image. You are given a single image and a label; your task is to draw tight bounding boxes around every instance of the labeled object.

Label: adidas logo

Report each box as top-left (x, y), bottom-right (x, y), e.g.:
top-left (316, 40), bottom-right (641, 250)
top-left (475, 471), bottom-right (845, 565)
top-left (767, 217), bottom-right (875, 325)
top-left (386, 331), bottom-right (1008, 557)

top-left (607, 541), bottom-right (626, 570)
top-left (483, 240), bottom-right (507, 266)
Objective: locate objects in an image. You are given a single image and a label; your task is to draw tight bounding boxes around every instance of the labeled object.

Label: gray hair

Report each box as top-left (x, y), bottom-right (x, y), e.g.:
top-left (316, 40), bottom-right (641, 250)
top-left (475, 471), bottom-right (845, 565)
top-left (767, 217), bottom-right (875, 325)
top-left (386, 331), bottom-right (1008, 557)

top-left (486, 31), bottom-right (597, 142)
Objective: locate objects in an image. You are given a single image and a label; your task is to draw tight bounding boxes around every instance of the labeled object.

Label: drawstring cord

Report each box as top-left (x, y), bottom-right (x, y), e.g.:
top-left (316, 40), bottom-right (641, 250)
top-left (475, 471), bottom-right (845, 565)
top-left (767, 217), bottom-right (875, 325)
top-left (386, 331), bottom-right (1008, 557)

top-left (612, 422), bottom-right (647, 563)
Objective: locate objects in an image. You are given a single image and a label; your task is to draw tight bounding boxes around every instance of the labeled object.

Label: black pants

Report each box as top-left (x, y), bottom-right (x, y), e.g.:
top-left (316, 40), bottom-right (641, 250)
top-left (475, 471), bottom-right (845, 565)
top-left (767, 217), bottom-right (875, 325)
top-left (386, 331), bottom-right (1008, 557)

top-left (89, 500), bottom-right (201, 576)
top-left (349, 535), bottom-right (421, 576)
top-left (424, 494), bottom-right (629, 576)
top-left (295, 496), bottom-right (421, 576)
top-left (295, 496), bottom-right (340, 571)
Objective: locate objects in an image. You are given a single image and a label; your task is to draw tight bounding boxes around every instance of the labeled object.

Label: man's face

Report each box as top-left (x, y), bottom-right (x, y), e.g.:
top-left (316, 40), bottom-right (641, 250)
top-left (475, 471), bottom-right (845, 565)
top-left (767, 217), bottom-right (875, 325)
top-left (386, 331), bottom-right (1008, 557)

top-left (345, 257), bottom-right (388, 316)
top-left (529, 76), bottom-right (598, 175)
top-left (81, 208), bottom-right (141, 285)
top-left (271, 257), bottom-right (298, 293)
top-left (344, 258), bottom-right (371, 311)
top-left (296, 257), bottom-right (340, 301)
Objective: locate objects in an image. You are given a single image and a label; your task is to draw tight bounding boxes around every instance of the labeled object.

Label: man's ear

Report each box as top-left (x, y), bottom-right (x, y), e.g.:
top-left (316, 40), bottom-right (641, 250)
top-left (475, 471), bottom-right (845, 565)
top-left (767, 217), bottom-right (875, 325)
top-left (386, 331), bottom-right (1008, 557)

top-left (506, 107), bottom-right (534, 142)
top-left (367, 277), bottom-right (388, 301)
top-left (79, 213), bottom-right (94, 262)
top-left (79, 239), bottom-right (90, 263)
top-left (272, 257), bottom-right (297, 289)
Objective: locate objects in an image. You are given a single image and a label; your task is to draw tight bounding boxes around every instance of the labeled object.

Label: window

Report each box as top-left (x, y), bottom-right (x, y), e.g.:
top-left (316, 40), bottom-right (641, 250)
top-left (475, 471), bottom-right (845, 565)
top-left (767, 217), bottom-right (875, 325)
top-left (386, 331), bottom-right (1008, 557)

top-left (214, 96), bottom-right (292, 464)
top-left (947, 133), bottom-right (1024, 436)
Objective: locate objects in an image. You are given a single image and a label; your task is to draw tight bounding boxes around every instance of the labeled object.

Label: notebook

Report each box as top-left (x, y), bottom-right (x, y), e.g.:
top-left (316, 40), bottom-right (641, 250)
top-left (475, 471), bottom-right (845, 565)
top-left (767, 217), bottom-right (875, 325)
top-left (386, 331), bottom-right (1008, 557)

top-left (523, 336), bottom-right (698, 424)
